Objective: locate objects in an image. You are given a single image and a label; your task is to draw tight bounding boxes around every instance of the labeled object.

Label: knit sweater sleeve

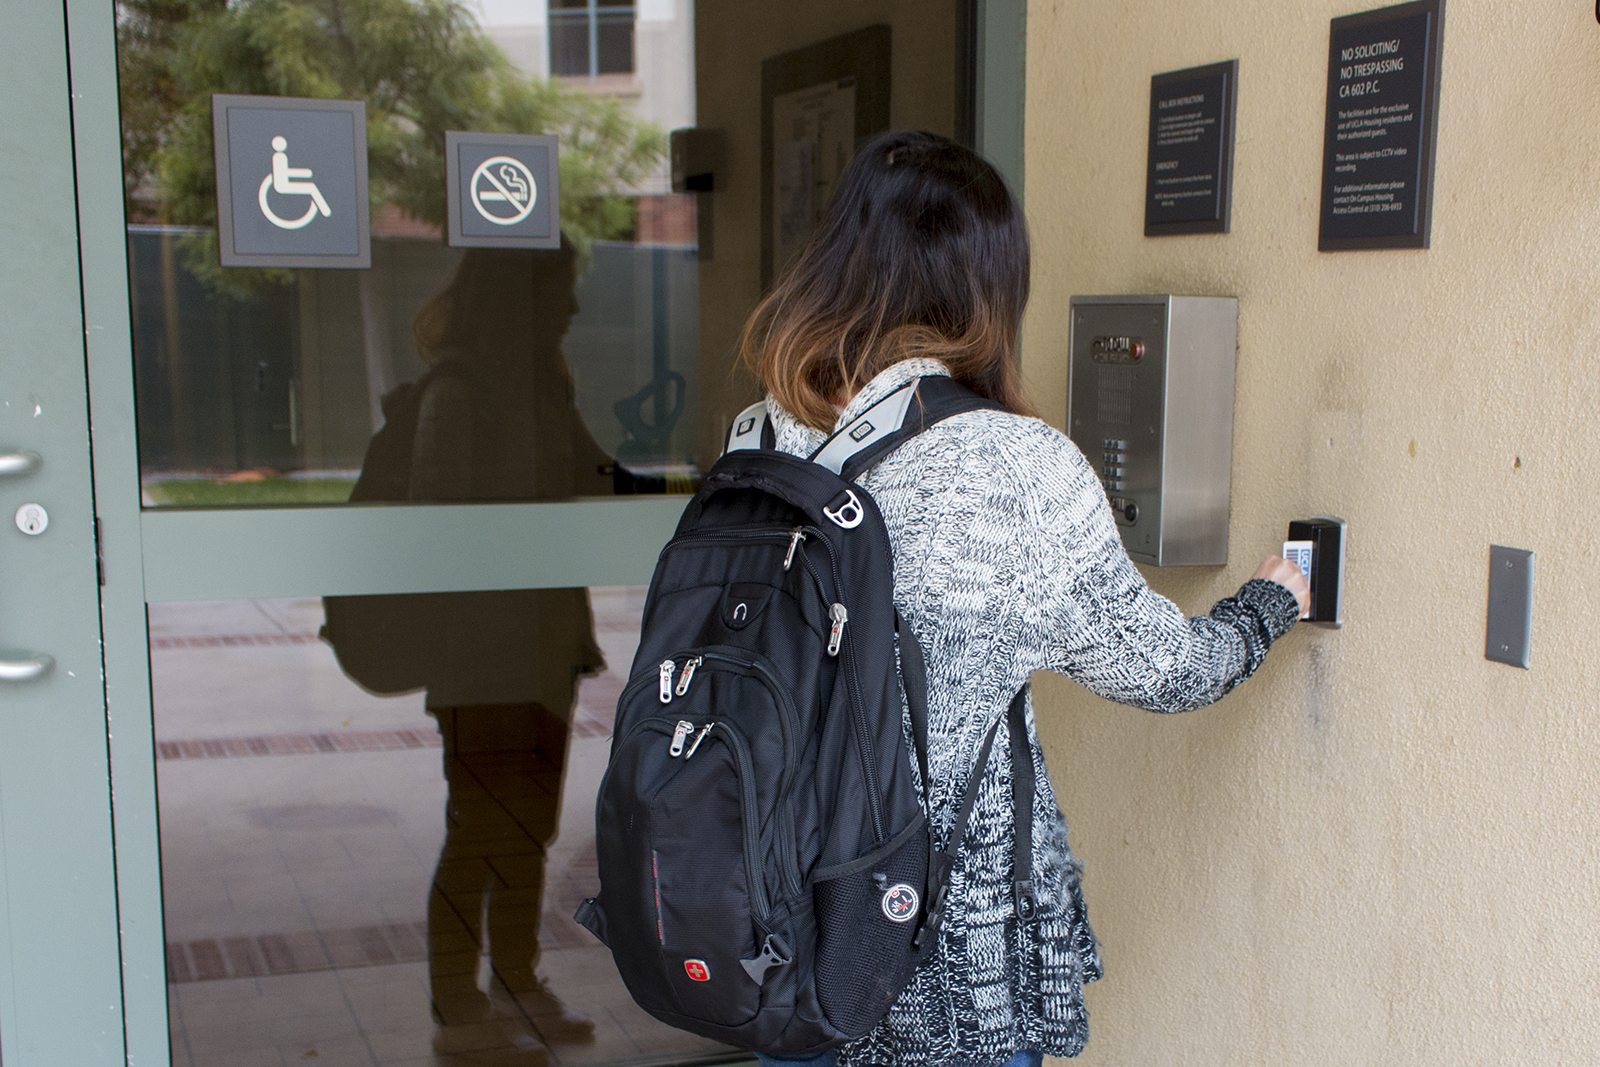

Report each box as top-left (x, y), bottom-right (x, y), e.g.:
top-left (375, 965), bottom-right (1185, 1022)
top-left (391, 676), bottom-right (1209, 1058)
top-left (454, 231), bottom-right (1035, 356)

top-left (1006, 422), bottom-right (1299, 712)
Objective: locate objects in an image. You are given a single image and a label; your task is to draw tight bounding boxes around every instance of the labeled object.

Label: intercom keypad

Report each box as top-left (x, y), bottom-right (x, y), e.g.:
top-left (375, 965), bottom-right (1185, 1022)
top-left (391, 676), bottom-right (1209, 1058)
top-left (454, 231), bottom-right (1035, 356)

top-left (1068, 296), bottom-right (1237, 567)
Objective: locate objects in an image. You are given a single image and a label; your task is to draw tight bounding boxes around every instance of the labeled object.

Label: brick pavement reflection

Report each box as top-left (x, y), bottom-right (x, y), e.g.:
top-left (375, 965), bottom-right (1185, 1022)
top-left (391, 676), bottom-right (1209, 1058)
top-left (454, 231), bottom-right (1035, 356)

top-left (151, 589), bottom-right (734, 1067)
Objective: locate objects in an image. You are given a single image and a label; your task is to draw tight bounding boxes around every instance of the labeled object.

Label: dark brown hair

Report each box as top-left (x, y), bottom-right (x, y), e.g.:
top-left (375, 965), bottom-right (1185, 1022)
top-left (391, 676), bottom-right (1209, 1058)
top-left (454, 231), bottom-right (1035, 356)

top-left (413, 240), bottom-right (577, 364)
top-left (740, 130), bottom-right (1033, 429)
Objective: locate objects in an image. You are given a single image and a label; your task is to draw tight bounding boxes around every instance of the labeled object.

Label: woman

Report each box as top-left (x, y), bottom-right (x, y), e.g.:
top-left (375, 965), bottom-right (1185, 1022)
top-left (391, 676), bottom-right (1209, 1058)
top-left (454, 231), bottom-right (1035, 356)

top-left (740, 130), bottom-right (1309, 1067)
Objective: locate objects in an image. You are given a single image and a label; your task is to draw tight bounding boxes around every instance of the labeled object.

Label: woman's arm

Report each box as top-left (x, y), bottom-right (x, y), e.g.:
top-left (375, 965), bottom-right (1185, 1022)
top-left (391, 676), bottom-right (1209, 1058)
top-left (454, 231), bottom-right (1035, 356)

top-left (1012, 424), bottom-right (1302, 713)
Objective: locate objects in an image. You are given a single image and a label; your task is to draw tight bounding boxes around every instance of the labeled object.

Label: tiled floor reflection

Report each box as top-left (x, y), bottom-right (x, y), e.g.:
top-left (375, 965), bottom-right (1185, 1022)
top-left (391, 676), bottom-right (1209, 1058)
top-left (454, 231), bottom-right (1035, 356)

top-left (150, 589), bottom-right (736, 1067)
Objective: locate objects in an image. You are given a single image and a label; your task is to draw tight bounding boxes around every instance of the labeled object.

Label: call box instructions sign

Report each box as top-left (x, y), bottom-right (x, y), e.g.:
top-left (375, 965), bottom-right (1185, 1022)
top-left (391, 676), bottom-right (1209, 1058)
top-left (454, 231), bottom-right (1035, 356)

top-left (1319, 0), bottom-right (1445, 250)
top-left (212, 95), bottom-right (371, 268)
top-left (445, 131), bottom-right (561, 249)
top-left (1145, 60), bottom-right (1237, 236)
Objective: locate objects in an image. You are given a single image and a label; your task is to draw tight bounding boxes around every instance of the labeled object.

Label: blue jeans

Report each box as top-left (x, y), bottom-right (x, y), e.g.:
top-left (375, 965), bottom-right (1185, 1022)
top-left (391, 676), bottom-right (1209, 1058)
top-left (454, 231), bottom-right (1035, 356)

top-left (759, 1049), bottom-right (1045, 1067)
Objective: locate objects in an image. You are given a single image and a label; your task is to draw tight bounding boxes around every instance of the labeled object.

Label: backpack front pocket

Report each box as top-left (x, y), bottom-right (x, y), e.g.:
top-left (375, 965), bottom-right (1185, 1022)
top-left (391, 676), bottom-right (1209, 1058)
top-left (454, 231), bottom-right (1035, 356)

top-left (596, 716), bottom-right (770, 1027)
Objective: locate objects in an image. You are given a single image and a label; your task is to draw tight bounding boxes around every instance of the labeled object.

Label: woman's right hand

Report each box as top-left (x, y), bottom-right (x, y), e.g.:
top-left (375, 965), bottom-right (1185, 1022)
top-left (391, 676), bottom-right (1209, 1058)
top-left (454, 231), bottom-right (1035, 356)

top-left (1252, 555), bottom-right (1312, 619)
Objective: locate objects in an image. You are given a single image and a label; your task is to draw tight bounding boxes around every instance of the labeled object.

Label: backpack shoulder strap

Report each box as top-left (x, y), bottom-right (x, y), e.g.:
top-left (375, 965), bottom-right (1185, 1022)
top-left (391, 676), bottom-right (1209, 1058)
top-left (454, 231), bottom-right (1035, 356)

top-left (913, 685), bottom-right (1036, 947)
top-left (810, 376), bottom-right (1003, 482)
top-left (724, 400), bottom-right (775, 454)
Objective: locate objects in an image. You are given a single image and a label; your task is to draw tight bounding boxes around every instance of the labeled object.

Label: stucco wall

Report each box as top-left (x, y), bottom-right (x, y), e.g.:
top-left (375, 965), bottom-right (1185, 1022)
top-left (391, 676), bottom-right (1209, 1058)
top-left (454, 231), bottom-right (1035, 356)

top-left (693, 1), bottom-right (958, 466)
top-left (1023, 2), bottom-right (1600, 1063)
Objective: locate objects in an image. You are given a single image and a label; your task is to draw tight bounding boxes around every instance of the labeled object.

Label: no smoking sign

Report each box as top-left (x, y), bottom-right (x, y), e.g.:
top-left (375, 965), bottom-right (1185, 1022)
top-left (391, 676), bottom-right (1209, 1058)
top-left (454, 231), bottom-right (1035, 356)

top-left (445, 131), bottom-right (560, 249)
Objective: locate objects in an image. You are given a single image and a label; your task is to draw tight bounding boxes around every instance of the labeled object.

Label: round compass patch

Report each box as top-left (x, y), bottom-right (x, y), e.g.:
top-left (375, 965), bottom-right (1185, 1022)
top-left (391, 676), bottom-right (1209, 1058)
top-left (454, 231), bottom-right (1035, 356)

top-left (881, 883), bottom-right (919, 923)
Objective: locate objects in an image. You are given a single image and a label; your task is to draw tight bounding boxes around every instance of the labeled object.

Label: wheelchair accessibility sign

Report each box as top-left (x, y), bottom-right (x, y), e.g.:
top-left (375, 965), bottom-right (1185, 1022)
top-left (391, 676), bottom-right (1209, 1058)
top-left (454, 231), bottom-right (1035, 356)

top-left (259, 136), bottom-right (333, 229)
top-left (212, 95), bottom-right (371, 268)
top-left (445, 131), bottom-right (560, 249)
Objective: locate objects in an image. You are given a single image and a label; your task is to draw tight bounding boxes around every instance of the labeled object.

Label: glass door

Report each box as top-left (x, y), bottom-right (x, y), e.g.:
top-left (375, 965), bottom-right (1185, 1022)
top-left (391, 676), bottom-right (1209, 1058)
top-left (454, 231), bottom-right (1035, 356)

top-left (101, 2), bottom-right (709, 1064)
top-left (42, 1), bottom-right (1011, 1064)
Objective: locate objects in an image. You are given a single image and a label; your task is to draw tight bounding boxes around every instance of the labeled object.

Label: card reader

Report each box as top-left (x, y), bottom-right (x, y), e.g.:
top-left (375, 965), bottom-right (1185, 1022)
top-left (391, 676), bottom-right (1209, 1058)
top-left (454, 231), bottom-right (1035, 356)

top-left (1284, 517), bottom-right (1346, 628)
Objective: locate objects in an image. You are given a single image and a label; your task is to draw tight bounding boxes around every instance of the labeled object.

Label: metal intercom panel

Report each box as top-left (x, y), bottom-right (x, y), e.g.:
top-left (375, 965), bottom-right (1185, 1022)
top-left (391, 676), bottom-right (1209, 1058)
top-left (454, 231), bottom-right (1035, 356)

top-left (1067, 295), bottom-right (1237, 566)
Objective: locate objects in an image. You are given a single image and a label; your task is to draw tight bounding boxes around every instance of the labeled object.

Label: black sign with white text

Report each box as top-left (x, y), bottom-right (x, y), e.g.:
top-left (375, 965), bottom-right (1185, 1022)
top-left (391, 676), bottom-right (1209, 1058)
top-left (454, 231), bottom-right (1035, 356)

top-left (1145, 61), bottom-right (1236, 236)
top-left (1319, 0), bottom-right (1445, 250)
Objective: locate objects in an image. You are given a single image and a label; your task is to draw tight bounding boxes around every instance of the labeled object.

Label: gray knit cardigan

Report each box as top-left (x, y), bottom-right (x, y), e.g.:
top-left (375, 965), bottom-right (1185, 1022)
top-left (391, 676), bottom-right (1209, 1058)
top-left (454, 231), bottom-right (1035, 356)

top-left (765, 359), bottom-right (1300, 1066)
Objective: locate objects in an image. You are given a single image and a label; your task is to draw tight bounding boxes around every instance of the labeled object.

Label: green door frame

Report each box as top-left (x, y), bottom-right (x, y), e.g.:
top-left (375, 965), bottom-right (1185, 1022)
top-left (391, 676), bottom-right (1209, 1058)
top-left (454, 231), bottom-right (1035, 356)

top-left (0, 5), bottom-right (125, 1066)
top-left (973, 0), bottom-right (1027, 201)
top-left (5, 2), bottom-right (1029, 1063)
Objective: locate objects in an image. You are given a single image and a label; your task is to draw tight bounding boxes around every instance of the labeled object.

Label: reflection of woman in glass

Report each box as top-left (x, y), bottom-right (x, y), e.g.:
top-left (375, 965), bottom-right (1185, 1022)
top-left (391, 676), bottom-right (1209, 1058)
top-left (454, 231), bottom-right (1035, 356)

top-left (408, 242), bottom-right (614, 503)
top-left (408, 244), bottom-right (610, 1059)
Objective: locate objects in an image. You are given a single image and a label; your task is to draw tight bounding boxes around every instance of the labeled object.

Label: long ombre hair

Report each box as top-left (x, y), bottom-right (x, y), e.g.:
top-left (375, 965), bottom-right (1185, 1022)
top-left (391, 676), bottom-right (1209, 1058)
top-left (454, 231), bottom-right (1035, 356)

top-left (741, 130), bottom-right (1034, 429)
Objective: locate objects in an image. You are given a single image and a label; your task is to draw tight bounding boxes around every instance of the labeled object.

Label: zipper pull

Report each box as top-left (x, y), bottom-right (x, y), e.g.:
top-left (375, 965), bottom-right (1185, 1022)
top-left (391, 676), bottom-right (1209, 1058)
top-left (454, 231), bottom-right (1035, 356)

top-left (659, 660), bottom-right (676, 703)
top-left (683, 722), bottom-right (714, 759)
top-left (827, 603), bottom-right (848, 656)
top-left (783, 528), bottom-right (807, 571)
top-left (668, 720), bottom-right (694, 756)
top-left (675, 655), bottom-right (702, 696)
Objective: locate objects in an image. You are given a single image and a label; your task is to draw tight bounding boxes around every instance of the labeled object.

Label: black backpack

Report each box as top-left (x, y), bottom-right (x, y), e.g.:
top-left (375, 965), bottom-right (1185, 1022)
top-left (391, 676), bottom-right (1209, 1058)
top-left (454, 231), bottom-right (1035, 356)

top-left (320, 362), bottom-right (476, 695)
top-left (576, 376), bottom-right (1038, 1055)
top-left (321, 361), bottom-right (659, 695)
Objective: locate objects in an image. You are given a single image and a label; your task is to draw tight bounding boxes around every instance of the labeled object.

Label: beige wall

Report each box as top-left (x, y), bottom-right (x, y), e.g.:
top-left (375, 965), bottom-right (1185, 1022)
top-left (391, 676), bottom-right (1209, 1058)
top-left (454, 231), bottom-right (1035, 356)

top-left (1024, 1), bottom-right (1600, 1063)
top-left (693, 1), bottom-right (958, 466)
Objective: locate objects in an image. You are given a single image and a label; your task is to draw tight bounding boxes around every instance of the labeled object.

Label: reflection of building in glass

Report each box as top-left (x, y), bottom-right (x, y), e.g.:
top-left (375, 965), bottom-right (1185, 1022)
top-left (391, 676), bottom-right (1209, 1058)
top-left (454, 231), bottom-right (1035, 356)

top-left (550, 0), bottom-right (638, 77)
top-left (473, 0), bottom-right (695, 200)
top-left (120, 0), bottom-right (701, 502)
top-left (127, 233), bottom-right (701, 498)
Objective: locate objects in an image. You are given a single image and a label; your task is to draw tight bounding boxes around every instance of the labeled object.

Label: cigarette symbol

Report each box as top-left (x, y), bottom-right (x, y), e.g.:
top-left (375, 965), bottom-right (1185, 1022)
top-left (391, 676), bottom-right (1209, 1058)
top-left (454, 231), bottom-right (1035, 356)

top-left (470, 156), bottom-right (538, 226)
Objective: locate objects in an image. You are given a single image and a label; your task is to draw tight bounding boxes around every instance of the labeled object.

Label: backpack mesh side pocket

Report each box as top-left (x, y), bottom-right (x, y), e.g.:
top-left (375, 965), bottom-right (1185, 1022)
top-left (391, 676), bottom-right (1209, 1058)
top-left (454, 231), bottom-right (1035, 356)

top-left (810, 819), bottom-right (931, 1038)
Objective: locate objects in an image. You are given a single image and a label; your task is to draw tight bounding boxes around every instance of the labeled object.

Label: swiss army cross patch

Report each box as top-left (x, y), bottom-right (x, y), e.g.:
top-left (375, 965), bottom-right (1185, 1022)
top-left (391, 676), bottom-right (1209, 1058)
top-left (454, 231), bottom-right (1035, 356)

top-left (684, 959), bottom-right (711, 982)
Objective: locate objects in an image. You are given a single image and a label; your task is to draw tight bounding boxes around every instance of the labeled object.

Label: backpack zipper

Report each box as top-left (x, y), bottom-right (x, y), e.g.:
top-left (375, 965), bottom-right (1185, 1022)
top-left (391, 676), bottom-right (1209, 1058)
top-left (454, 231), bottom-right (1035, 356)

top-left (687, 649), bottom-right (800, 783)
top-left (661, 526), bottom-right (796, 560)
top-left (795, 530), bottom-right (887, 844)
top-left (838, 631), bottom-right (885, 843)
top-left (668, 719), bottom-right (694, 756)
top-left (620, 647), bottom-right (804, 829)
top-left (783, 527), bottom-right (807, 570)
top-left (702, 651), bottom-right (805, 899)
top-left (674, 656), bottom-right (702, 696)
top-left (672, 716), bottom-right (798, 898)
top-left (711, 721), bottom-right (771, 920)
top-left (827, 603), bottom-right (848, 656)
top-left (682, 722), bottom-right (714, 758)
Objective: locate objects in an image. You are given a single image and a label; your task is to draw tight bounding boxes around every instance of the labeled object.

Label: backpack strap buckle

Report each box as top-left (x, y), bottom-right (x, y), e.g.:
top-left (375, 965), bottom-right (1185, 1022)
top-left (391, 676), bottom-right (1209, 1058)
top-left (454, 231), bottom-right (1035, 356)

top-left (913, 882), bottom-right (950, 950)
top-left (1012, 879), bottom-right (1038, 920)
top-left (823, 489), bottom-right (865, 529)
top-left (739, 932), bottom-right (792, 985)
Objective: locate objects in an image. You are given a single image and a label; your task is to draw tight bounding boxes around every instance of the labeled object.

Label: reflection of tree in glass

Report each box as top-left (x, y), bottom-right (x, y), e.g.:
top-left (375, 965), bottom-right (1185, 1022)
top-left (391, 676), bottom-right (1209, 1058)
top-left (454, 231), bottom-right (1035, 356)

top-left (116, 0), bottom-right (665, 293)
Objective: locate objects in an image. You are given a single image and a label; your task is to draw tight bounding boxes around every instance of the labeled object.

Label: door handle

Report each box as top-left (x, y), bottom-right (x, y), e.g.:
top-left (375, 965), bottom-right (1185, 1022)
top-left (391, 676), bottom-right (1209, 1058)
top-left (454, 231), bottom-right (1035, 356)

top-left (0, 451), bottom-right (41, 477)
top-left (0, 653), bottom-right (54, 682)
top-left (1, 450), bottom-right (52, 679)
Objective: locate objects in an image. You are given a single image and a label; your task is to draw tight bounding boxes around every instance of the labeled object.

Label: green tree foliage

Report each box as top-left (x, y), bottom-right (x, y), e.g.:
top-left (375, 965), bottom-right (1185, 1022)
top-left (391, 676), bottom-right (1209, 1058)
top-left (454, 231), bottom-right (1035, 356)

top-left (117, 0), bottom-right (665, 291)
